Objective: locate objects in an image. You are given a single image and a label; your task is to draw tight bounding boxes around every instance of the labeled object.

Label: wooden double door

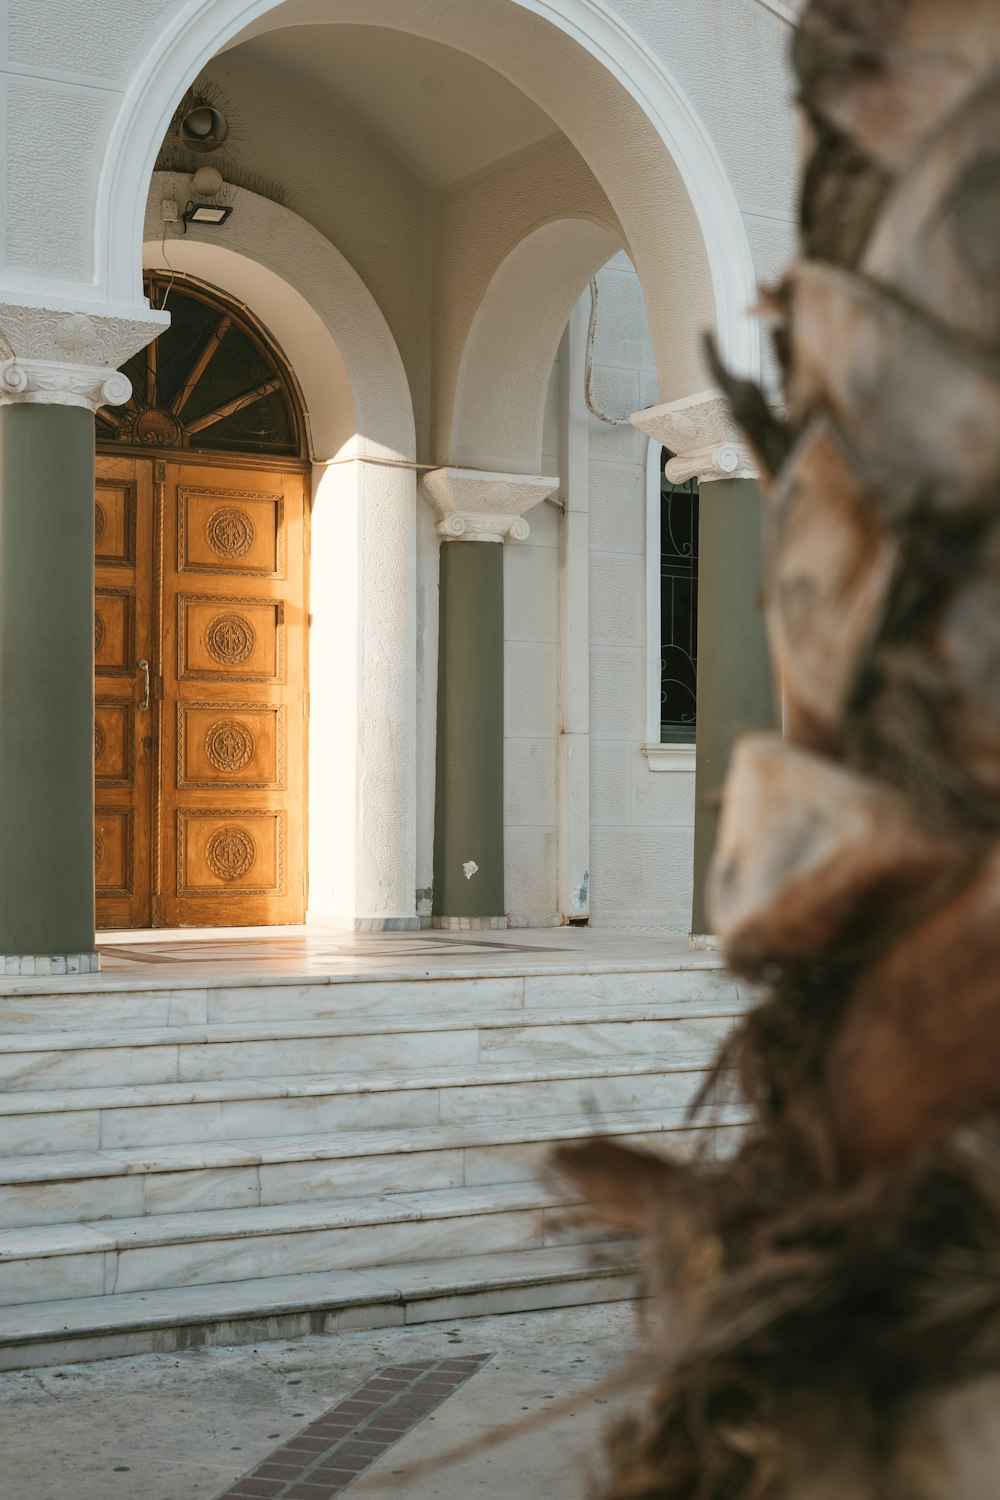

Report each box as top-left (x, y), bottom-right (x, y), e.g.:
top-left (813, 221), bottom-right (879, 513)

top-left (94, 453), bottom-right (308, 928)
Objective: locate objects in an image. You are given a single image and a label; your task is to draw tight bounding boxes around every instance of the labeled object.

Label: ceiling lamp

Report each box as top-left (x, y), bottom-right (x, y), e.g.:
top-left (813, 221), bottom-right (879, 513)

top-left (192, 166), bottom-right (224, 197)
top-left (180, 103), bottom-right (229, 153)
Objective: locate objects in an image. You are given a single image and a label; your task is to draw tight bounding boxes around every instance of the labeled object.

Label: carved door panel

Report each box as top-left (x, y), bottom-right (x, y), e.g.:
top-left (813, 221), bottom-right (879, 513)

top-left (94, 456), bottom-right (154, 928)
top-left (158, 461), bottom-right (307, 926)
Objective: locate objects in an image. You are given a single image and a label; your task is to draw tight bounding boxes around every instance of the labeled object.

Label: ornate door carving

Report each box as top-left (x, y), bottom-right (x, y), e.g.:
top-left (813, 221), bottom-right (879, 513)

top-left (94, 456), bottom-right (307, 928)
top-left (159, 461), bottom-right (307, 926)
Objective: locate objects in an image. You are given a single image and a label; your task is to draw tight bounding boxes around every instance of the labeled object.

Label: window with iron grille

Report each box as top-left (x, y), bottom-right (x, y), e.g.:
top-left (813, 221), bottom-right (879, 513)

top-left (660, 449), bottom-right (699, 743)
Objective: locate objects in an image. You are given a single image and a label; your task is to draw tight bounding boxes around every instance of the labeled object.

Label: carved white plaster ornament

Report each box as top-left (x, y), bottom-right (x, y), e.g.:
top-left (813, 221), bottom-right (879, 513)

top-left (0, 300), bottom-right (167, 413)
top-left (420, 468), bottom-right (560, 543)
top-left (630, 390), bottom-right (758, 485)
top-left (0, 359), bottom-right (133, 412)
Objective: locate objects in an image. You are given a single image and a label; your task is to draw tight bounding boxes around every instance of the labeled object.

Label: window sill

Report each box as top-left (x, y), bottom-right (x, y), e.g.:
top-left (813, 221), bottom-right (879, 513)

top-left (642, 743), bottom-right (696, 773)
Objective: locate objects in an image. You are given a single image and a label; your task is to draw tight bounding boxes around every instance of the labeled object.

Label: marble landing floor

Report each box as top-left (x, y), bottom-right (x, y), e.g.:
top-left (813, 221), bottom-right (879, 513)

top-left (82, 925), bottom-right (721, 986)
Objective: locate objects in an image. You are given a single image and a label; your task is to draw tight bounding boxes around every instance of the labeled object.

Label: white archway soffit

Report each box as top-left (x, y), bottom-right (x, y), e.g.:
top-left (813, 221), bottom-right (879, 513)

top-left (98, 0), bottom-right (760, 382)
top-left (450, 217), bottom-right (621, 473)
top-left (144, 175), bottom-right (415, 462)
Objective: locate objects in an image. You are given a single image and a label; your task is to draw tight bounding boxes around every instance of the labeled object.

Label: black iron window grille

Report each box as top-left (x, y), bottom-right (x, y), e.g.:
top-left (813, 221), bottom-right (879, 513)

top-left (660, 448), bottom-right (699, 744)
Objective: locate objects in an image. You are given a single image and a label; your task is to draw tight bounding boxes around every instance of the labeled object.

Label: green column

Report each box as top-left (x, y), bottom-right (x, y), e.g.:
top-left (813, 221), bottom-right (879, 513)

top-left (692, 477), bottom-right (776, 936)
top-left (0, 403), bottom-right (98, 966)
top-left (433, 539), bottom-right (505, 923)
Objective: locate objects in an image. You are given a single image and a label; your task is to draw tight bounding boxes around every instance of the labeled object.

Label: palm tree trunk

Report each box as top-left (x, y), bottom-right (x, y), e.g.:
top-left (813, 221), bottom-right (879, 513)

top-left (557, 3), bottom-right (1000, 1493)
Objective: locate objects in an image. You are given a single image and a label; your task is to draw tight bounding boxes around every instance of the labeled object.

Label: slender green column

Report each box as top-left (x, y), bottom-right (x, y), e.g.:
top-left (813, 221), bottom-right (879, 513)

top-left (423, 467), bottom-right (557, 926)
top-left (433, 540), bottom-right (505, 922)
top-left (691, 477), bottom-right (776, 935)
top-left (0, 404), bottom-right (97, 965)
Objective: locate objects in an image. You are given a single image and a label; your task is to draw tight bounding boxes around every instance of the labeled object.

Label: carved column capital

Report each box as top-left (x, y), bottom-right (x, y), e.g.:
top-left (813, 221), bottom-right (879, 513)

top-left (631, 390), bottom-right (758, 484)
top-left (420, 468), bottom-right (559, 544)
top-left (0, 299), bottom-right (168, 413)
top-left (0, 358), bottom-right (135, 413)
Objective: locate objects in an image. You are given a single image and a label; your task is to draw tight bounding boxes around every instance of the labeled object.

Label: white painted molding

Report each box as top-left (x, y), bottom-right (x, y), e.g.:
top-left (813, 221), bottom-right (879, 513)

top-left (631, 391), bottom-right (757, 485)
top-left (754, 0), bottom-right (801, 26)
top-left (0, 301), bottom-right (166, 411)
top-left (643, 744), bottom-right (696, 773)
top-left (421, 468), bottom-right (559, 543)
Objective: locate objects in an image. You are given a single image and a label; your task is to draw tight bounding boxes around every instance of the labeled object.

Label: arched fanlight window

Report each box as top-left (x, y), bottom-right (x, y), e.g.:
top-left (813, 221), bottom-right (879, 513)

top-left (96, 272), bottom-right (307, 460)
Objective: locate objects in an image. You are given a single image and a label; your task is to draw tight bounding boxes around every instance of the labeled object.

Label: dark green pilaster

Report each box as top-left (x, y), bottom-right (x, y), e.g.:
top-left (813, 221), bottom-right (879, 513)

top-left (433, 540), bottom-right (505, 922)
top-left (0, 403), bottom-right (97, 960)
top-left (692, 477), bottom-right (776, 936)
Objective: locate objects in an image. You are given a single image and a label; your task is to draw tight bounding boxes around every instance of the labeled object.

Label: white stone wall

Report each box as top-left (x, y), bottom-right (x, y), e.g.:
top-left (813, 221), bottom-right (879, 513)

top-left (503, 360), bottom-right (562, 924)
top-left (503, 256), bottom-right (699, 932)
top-left (588, 255), bottom-right (696, 932)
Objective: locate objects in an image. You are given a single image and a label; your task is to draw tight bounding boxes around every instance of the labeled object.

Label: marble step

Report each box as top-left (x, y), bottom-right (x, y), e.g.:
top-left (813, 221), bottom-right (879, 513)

top-left (0, 1002), bottom-right (740, 1091)
top-left (0, 963), bottom-right (741, 1036)
top-left (0, 1053), bottom-right (725, 1154)
top-left (0, 1242), bottom-right (639, 1371)
top-left (0, 1104), bottom-right (744, 1227)
top-left (0, 1181), bottom-right (604, 1306)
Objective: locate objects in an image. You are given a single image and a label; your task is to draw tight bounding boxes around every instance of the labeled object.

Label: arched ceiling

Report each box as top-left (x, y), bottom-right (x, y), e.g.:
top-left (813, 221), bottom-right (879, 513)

top-left (230, 25), bottom-right (560, 190)
top-left (97, 0), bottom-right (759, 400)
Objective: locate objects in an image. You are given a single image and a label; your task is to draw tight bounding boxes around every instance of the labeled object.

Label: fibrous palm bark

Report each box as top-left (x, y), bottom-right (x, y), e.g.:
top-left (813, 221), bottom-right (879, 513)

top-left (557, 3), bottom-right (1000, 1494)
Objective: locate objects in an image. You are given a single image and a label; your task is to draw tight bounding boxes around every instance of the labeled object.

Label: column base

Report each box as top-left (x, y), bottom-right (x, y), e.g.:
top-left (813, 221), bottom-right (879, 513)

top-left (1, 952), bottom-right (100, 976)
top-left (432, 916), bottom-right (508, 931)
top-left (352, 917), bottom-right (422, 933)
top-left (688, 934), bottom-right (721, 952)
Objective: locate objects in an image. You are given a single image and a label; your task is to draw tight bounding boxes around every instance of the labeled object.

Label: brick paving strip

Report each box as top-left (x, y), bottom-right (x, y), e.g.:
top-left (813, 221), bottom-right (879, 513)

top-left (216, 1353), bottom-right (494, 1499)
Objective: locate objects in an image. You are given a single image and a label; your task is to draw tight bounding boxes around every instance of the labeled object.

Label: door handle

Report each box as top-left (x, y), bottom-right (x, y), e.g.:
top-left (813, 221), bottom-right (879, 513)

top-left (138, 659), bottom-right (150, 713)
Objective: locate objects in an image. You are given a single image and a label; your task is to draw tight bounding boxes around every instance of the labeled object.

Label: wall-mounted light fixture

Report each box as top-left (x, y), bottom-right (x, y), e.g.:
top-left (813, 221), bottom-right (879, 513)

top-left (180, 104), bottom-right (229, 153)
top-left (182, 201), bottom-right (233, 228)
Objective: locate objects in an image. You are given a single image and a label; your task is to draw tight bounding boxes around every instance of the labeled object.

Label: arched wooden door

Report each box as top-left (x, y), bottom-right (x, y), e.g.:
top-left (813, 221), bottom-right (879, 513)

top-left (95, 274), bottom-right (309, 928)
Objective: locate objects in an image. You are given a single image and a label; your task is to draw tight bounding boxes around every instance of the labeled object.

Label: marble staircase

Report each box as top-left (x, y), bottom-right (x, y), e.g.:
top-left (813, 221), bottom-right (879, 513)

top-left (0, 957), bottom-right (747, 1369)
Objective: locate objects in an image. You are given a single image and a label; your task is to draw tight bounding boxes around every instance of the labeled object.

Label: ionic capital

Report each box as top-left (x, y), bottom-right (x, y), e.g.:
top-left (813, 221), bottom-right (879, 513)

top-left (631, 390), bottom-right (758, 484)
top-left (0, 358), bottom-right (134, 413)
top-left (421, 468), bottom-right (559, 544)
top-left (0, 299), bottom-right (168, 413)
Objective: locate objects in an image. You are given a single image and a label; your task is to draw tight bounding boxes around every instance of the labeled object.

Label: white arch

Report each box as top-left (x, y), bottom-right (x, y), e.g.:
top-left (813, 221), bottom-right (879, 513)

top-left (97, 0), bottom-right (761, 381)
top-left (511, 0), bottom-right (760, 378)
top-left (450, 217), bottom-right (621, 473)
top-left (143, 178), bottom-right (420, 928)
top-left (146, 174), bottom-right (414, 463)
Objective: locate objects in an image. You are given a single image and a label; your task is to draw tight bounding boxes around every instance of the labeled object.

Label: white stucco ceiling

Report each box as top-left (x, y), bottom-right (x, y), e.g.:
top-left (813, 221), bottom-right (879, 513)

top-left (231, 24), bottom-right (559, 190)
